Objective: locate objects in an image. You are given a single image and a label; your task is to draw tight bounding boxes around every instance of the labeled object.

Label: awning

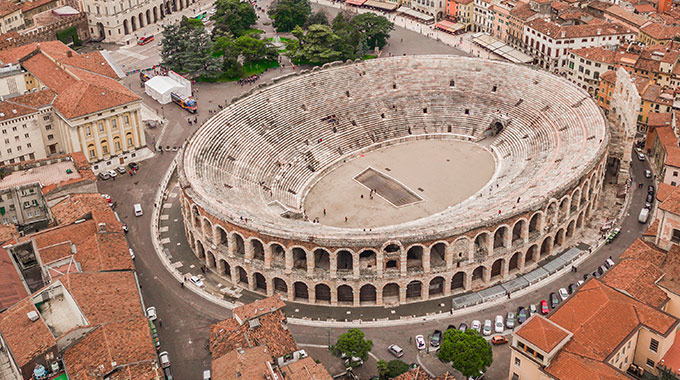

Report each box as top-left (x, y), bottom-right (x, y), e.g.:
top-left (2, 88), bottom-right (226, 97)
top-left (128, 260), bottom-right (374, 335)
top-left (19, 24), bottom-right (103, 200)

top-left (345, 0), bottom-right (366, 6)
top-left (435, 20), bottom-right (465, 33)
top-left (396, 6), bottom-right (434, 22)
top-left (471, 32), bottom-right (534, 64)
top-left (364, 0), bottom-right (399, 10)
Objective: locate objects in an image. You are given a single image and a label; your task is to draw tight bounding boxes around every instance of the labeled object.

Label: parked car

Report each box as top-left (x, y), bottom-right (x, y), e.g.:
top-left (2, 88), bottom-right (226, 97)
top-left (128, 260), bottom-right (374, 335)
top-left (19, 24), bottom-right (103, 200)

top-left (159, 351), bottom-right (170, 368)
top-left (494, 315), bottom-right (504, 333)
top-left (592, 271), bottom-right (601, 279)
top-left (529, 304), bottom-right (538, 316)
top-left (458, 323), bottom-right (468, 332)
top-left (583, 273), bottom-right (590, 281)
top-left (568, 284), bottom-right (576, 294)
top-left (129, 248), bottom-right (135, 260)
top-left (107, 169), bottom-right (118, 178)
top-left (638, 152), bottom-right (645, 161)
top-left (190, 276), bottom-right (204, 288)
top-left (471, 320), bottom-right (481, 333)
top-left (517, 307), bottom-right (528, 324)
top-left (482, 320), bottom-right (492, 336)
top-left (388, 344), bottom-right (404, 358)
top-left (202, 370), bottom-right (211, 380)
top-left (576, 280), bottom-right (584, 287)
top-left (645, 169), bottom-right (652, 178)
top-left (431, 330), bottom-right (442, 347)
top-left (558, 288), bottom-right (569, 301)
top-left (447, 324), bottom-right (456, 332)
top-left (639, 207), bottom-right (650, 223)
top-left (122, 223), bottom-right (128, 233)
top-left (98, 172), bottom-right (110, 180)
top-left (550, 292), bottom-right (559, 308)
top-left (491, 336), bottom-right (508, 345)
top-left (540, 300), bottom-right (550, 315)
top-left (605, 258), bottom-right (615, 269)
top-left (597, 265), bottom-right (606, 275)
top-left (128, 162), bottom-right (139, 170)
top-left (648, 185), bottom-right (655, 195)
top-left (506, 312), bottom-right (515, 329)
top-left (415, 335), bottom-right (426, 350)
top-left (101, 194), bottom-right (112, 205)
top-left (117, 166), bottom-right (127, 175)
top-left (146, 306), bottom-right (157, 321)
top-left (646, 193), bottom-right (654, 204)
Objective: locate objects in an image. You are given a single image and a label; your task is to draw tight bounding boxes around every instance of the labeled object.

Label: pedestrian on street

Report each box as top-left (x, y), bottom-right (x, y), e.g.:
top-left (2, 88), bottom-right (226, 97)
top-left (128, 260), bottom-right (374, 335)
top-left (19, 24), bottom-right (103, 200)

top-left (159, 319), bottom-right (163, 327)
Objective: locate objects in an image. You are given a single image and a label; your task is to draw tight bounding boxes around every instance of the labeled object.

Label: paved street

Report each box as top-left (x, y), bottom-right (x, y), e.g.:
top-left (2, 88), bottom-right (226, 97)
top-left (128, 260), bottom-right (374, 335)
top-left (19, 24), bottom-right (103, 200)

top-left (96, 3), bottom-right (654, 379)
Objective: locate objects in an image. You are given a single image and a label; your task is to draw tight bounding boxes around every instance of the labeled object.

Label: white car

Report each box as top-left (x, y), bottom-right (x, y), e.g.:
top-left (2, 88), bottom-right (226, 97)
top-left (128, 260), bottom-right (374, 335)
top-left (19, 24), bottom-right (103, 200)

top-left (159, 351), bottom-right (170, 368)
top-left (645, 169), bottom-right (652, 178)
top-left (638, 152), bottom-right (646, 161)
top-left (559, 288), bottom-right (569, 301)
top-left (129, 248), bottom-right (135, 260)
top-left (576, 280), bottom-right (584, 287)
top-left (482, 320), bottom-right (492, 336)
top-left (190, 275), bottom-right (205, 288)
top-left (146, 306), bottom-right (157, 321)
top-left (471, 320), bottom-right (481, 333)
top-left (494, 315), bottom-right (504, 333)
top-left (107, 169), bottom-right (118, 178)
top-left (415, 335), bottom-right (426, 350)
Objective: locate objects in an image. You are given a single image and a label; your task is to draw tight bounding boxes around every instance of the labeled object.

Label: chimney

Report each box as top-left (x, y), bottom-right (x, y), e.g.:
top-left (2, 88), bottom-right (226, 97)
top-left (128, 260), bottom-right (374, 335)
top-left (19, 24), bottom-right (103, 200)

top-left (597, 28), bottom-right (601, 35)
top-left (27, 311), bottom-right (39, 322)
top-left (561, 31), bottom-right (566, 38)
top-left (97, 222), bottom-right (106, 233)
top-left (67, 50), bottom-right (73, 58)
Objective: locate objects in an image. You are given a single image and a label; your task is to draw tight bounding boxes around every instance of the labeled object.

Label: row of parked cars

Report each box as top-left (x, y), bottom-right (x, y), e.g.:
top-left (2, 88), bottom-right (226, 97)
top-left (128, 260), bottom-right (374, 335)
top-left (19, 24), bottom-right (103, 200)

top-left (98, 162), bottom-right (139, 180)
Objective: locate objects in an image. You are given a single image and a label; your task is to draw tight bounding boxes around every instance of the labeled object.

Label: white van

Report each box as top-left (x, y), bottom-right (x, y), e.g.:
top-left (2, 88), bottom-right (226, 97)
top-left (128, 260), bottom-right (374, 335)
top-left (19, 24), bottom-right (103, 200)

top-left (134, 203), bottom-right (143, 217)
top-left (638, 208), bottom-right (649, 223)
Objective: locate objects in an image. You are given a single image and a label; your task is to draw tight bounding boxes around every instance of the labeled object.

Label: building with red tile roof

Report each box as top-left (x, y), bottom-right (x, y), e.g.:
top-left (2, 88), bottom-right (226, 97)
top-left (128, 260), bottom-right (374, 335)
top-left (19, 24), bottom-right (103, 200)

top-left (648, 123), bottom-right (680, 187)
top-left (0, 0), bottom-right (23, 34)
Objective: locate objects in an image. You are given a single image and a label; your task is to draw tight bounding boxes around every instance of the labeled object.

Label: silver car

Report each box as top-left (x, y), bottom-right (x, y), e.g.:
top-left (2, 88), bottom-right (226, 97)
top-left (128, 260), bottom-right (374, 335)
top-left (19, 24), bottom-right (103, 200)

top-left (482, 320), bottom-right (492, 336)
top-left (506, 312), bottom-right (515, 329)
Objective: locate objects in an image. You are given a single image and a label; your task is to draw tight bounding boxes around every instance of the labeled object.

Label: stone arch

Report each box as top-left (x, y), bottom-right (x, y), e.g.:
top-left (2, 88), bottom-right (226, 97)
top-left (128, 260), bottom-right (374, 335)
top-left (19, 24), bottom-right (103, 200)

top-left (123, 19), bottom-right (130, 34)
top-left (529, 212), bottom-right (541, 234)
top-left (273, 277), bottom-right (287, 295)
top-left (270, 243), bottom-right (285, 267)
top-left (525, 244), bottom-right (538, 265)
top-left (383, 283), bottom-right (399, 304)
top-left (559, 196), bottom-right (570, 222)
top-left (540, 236), bottom-right (553, 258)
top-left (471, 265), bottom-right (485, 285)
top-left (581, 181), bottom-right (590, 206)
top-left (406, 280), bottom-right (422, 300)
top-left (337, 284), bottom-right (353, 304)
top-left (138, 13), bottom-right (144, 27)
top-left (359, 284), bottom-right (377, 304)
top-left (153, 6), bottom-right (158, 22)
top-left (406, 245), bottom-right (424, 271)
top-left (233, 233), bottom-right (245, 255)
top-left (131, 16), bottom-right (137, 31)
top-left (206, 251), bottom-right (216, 269)
top-left (566, 220), bottom-right (576, 238)
top-left (493, 225), bottom-right (508, 250)
top-left (509, 252), bottom-right (520, 273)
top-left (451, 237), bottom-right (470, 263)
top-left (577, 211), bottom-right (585, 228)
top-left (382, 242), bottom-right (402, 254)
top-left (451, 272), bottom-right (465, 291)
top-left (236, 266), bottom-right (248, 285)
top-left (314, 248), bottom-right (330, 272)
top-left (191, 205), bottom-right (200, 227)
top-left (217, 226), bottom-right (228, 248)
top-left (571, 188), bottom-right (581, 213)
top-left (429, 276), bottom-right (445, 297)
top-left (218, 259), bottom-right (230, 277)
top-left (201, 218), bottom-right (212, 241)
top-left (556, 228), bottom-right (566, 247)
top-left (546, 201), bottom-right (558, 225)
top-left (251, 239), bottom-right (265, 261)
top-left (474, 232), bottom-right (489, 260)
top-left (315, 283), bottom-right (331, 303)
top-left (337, 250), bottom-right (353, 272)
top-left (196, 240), bottom-right (205, 259)
top-left (512, 219), bottom-right (525, 245)
top-left (359, 250), bottom-right (377, 272)
top-left (292, 247), bottom-right (307, 270)
top-left (491, 258), bottom-right (503, 279)
top-left (430, 242), bottom-right (447, 268)
top-left (146, 9), bottom-right (151, 25)
top-left (253, 272), bottom-right (266, 293)
top-left (294, 281), bottom-right (309, 301)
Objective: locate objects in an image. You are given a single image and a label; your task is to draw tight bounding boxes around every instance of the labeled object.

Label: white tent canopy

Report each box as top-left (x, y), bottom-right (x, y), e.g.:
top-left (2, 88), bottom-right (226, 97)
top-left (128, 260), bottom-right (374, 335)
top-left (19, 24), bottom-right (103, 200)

top-left (144, 76), bottom-right (184, 104)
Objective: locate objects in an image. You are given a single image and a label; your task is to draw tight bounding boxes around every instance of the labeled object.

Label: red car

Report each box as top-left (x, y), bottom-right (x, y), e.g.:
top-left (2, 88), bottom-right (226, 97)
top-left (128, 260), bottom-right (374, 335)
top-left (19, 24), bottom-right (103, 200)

top-left (540, 300), bottom-right (550, 315)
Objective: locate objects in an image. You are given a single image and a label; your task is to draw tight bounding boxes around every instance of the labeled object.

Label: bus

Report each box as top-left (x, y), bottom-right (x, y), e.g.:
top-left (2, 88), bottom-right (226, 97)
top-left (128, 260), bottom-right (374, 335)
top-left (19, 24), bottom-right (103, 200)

top-left (137, 35), bottom-right (155, 45)
top-left (171, 92), bottom-right (197, 113)
top-left (139, 71), bottom-right (151, 84)
top-left (193, 11), bottom-right (207, 21)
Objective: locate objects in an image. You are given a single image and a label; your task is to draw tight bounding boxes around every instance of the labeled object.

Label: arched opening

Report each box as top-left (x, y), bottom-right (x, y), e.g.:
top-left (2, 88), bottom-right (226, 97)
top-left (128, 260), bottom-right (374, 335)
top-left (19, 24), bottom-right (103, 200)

top-left (431, 243), bottom-right (446, 268)
top-left (382, 283), bottom-right (399, 304)
top-left (577, 211), bottom-right (585, 228)
top-left (234, 234), bottom-right (245, 255)
top-left (253, 273), bottom-right (266, 293)
top-left (294, 282), bottom-right (309, 301)
top-left (218, 259), bottom-right (230, 278)
top-left (146, 9), bottom-right (151, 25)
top-left (407, 246), bottom-right (424, 271)
top-left (474, 233), bottom-right (489, 260)
top-left (237, 266), bottom-right (248, 285)
top-left (406, 281), bottom-right (422, 300)
top-left (359, 284), bottom-right (377, 304)
top-left (547, 202), bottom-right (557, 225)
top-left (315, 284), bottom-right (331, 303)
top-left (273, 278), bottom-right (287, 295)
top-left (271, 244), bottom-right (285, 267)
top-left (509, 252), bottom-right (520, 273)
top-left (490, 259), bottom-right (503, 279)
top-left (337, 250), bottom-right (353, 272)
top-left (138, 13), bottom-right (144, 28)
top-left (314, 249), bottom-right (330, 272)
top-left (202, 218), bottom-right (212, 241)
top-left (218, 227), bottom-right (228, 248)
top-left (206, 251), bottom-right (216, 269)
top-left (540, 237), bottom-right (553, 258)
top-left (251, 239), bottom-right (264, 261)
top-left (153, 6), bottom-right (158, 22)
top-left (512, 220), bottom-right (524, 245)
top-left (529, 213), bottom-right (540, 234)
top-left (525, 245), bottom-right (537, 265)
top-left (196, 240), bottom-right (205, 259)
top-left (559, 198), bottom-right (569, 222)
top-left (451, 272), bottom-right (465, 291)
top-left (131, 17), bottom-right (137, 31)
top-left (429, 276), bottom-right (444, 297)
top-left (571, 190), bottom-right (580, 213)
top-left (556, 228), bottom-right (565, 247)
top-left (384, 244), bottom-right (400, 253)
top-left (337, 285), bottom-right (353, 304)
top-left (581, 183), bottom-right (589, 206)
top-left (359, 250), bottom-right (377, 272)
top-left (293, 248), bottom-right (307, 270)
top-left (385, 259), bottom-right (398, 270)
top-left (493, 226), bottom-right (507, 249)
top-left (566, 220), bottom-right (575, 238)
top-left (471, 266), bottom-right (485, 285)
top-left (123, 19), bottom-right (130, 35)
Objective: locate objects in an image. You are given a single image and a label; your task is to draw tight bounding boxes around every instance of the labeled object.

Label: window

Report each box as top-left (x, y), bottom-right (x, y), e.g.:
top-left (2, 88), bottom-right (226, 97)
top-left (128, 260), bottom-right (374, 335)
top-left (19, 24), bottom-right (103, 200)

top-left (23, 133), bottom-right (28, 138)
top-left (47, 134), bottom-right (53, 140)
top-left (13, 136), bottom-right (18, 142)
top-left (45, 125), bottom-right (51, 130)
top-left (647, 358), bottom-right (655, 368)
top-left (673, 181), bottom-right (678, 186)
top-left (26, 143), bottom-right (30, 148)
top-left (86, 127), bottom-right (91, 136)
top-left (650, 338), bottom-right (659, 353)
top-left (514, 357), bottom-right (521, 366)
top-left (124, 115), bottom-right (130, 124)
top-left (6, 148), bottom-right (10, 154)
top-left (11, 127), bottom-right (16, 131)
top-left (111, 119), bottom-right (117, 129)
top-left (98, 122), bottom-right (104, 132)
top-left (16, 146), bottom-right (20, 151)
top-left (674, 171), bottom-right (678, 177)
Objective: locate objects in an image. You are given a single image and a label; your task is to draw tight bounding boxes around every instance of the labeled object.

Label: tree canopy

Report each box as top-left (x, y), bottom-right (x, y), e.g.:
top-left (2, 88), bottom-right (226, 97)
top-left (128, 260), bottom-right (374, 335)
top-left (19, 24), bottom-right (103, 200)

top-left (269, 0), bottom-right (311, 32)
top-left (305, 10), bottom-right (329, 27)
top-left (161, 17), bottom-right (220, 77)
top-left (437, 329), bottom-right (493, 378)
top-left (334, 328), bottom-right (373, 362)
top-left (212, 0), bottom-right (257, 38)
top-left (352, 12), bottom-right (394, 49)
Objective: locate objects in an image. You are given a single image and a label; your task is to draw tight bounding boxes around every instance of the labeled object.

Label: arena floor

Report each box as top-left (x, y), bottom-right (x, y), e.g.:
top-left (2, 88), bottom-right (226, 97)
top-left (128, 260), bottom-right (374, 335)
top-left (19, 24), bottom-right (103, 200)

top-left (303, 139), bottom-right (496, 228)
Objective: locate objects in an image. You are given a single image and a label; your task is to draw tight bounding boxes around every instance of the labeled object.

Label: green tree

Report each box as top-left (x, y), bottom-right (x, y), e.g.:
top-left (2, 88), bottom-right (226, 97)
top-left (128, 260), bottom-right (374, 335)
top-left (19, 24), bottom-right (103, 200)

top-left (437, 329), bottom-right (492, 378)
top-left (376, 360), bottom-right (389, 379)
top-left (334, 328), bottom-right (373, 362)
top-left (161, 17), bottom-right (216, 75)
top-left (305, 10), bottom-right (329, 27)
top-left (352, 12), bottom-right (394, 49)
top-left (386, 360), bottom-right (409, 378)
top-left (212, 0), bottom-right (257, 38)
top-left (269, 0), bottom-right (311, 32)
top-left (293, 24), bottom-right (344, 64)
top-left (234, 35), bottom-right (278, 67)
top-left (331, 11), bottom-right (363, 59)
top-left (213, 36), bottom-right (243, 78)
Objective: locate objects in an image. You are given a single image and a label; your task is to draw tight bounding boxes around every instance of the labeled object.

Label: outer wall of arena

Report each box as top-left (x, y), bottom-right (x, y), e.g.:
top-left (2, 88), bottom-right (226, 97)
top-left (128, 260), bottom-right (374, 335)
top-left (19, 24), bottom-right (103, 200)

top-left (179, 156), bottom-right (607, 307)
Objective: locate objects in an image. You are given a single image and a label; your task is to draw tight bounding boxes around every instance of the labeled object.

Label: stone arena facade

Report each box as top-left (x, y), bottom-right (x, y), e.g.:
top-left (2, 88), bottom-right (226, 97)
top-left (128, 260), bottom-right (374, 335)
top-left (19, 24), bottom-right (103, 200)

top-left (177, 55), bottom-right (609, 307)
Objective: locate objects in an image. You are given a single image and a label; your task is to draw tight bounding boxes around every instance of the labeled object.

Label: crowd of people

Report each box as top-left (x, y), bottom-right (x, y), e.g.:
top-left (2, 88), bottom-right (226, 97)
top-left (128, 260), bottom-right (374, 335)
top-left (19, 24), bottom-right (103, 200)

top-left (238, 75), bottom-right (262, 86)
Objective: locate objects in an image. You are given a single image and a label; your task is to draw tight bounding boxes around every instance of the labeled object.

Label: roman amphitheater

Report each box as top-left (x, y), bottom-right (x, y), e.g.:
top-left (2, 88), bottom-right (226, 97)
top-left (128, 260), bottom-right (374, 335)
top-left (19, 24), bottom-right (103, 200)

top-left (177, 55), bottom-right (609, 307)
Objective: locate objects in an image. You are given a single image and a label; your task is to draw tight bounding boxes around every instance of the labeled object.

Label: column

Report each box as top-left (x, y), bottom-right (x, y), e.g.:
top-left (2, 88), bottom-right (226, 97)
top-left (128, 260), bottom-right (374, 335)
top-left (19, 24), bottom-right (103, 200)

top-left (376, 252), bottom-right (384, 278)
top-left (443, 280), bottom-right (451, 296)
top-left (521, 220), bottom-right (529, 243)
top-left (423, 282), bottom-right (430, 300)
top-left (307, 252), bottom-right (315, 275)
top-left (483, 266), bottom-right (491, 283)
top-left (353, 253), bottom-right (360, 278)
top-left (353, 289), bottom-right (360, 307)
top-left (308, 285), bottom-right (316, 304)
top-left (264, 246), bottom-right (272, 269)
top-left (91, 122), bottom-right (103, 159)
top-left (399, 285), bottom-right (407, 304)
top-left (502, 260), bottom-right (509, 279)
top-left (287, 283), bottom-right (295, 301)
top-left (266, 281), bottom-right (274, 296)
top-left (376, 287), bottom-right (384, 306)
top-left (464, 272), bottom-right (472, 290)
top-left (285, 249), bottom-right (293, 275)
top-left (400, 252), bottom-right (407, 276)
top-left (504, 229), bottom-right (512, 249)
top-left (245, 241), bottom-right (254, 263)
top-left (519, 252), bottom-right (526, 271)
top-left (330, 254), bottom-right (337, 279)
top-left (227, 234), bottom-right (235, 256)
top-left (445, 248), bottom-right (453, 270)
top-left (330, 286), bottom-right (338, 306)
top-left (423, 249), bottom-right (431, 273)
